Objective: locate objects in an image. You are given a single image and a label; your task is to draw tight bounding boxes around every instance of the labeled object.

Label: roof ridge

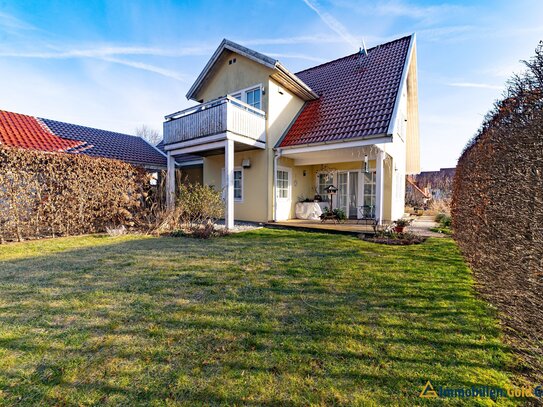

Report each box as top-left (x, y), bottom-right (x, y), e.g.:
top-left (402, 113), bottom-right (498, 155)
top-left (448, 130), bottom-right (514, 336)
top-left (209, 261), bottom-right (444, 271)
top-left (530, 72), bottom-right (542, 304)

top-left (295, 34), bottom-right (412, 75)
top-left (40, 116), bottom-right (142, 139)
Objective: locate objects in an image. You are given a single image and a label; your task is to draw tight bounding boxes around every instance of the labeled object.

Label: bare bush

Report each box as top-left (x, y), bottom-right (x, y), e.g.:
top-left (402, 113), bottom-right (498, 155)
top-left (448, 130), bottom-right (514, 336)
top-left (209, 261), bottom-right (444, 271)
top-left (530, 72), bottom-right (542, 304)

top-left (452, 41), bottom-right (543, 382)
top-left (149, 183), bottom-right (224, 238)
top-left (0, 146), bottom-right (155, 242)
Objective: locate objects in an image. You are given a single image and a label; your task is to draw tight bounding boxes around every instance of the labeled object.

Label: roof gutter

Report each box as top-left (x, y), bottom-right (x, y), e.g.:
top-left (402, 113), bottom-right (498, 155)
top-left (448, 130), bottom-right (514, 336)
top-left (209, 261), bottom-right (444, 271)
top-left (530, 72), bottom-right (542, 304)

top-left (386, 33), bottom-right (416, 136)
top-left (279, 132), bottom-right (391, 151)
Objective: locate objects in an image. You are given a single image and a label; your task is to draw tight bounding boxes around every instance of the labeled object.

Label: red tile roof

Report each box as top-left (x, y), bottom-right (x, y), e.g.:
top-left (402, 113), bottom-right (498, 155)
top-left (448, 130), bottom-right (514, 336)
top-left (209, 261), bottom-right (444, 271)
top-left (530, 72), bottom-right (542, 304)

top-left (0, 110), bottom-right (82, 152)
top-left (278, 35), bottom-right (412, 148)
top-left (0, 110), bottom-right (167, 168)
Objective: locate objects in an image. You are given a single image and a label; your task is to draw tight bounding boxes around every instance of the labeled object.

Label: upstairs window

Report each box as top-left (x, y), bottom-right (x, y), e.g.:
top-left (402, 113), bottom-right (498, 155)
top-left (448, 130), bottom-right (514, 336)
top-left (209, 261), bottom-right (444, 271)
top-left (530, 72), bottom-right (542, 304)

top-left (229, 85), bottom-right (262, 110)
top-left (245, 88), bottom-right (261, 109)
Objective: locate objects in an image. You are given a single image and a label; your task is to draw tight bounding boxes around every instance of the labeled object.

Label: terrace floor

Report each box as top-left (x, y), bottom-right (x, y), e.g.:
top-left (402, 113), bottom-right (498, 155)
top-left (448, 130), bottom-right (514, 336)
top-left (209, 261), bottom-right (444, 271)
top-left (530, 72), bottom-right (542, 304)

top-left (266, 219), bottom-right (376, 235)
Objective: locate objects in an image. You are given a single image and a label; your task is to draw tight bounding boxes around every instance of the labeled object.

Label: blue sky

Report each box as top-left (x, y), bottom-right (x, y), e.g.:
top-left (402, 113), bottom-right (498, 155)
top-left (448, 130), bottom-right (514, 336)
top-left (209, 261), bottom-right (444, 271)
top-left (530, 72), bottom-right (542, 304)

top-left (1, 0), bottom-right (542, 170)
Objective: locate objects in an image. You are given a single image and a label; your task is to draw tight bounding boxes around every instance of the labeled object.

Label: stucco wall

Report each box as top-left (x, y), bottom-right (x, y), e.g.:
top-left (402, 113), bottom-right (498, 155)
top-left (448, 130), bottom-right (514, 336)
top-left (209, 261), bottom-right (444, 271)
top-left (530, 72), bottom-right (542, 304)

top-left (195, 52), bottom-right (273, 110)
top-left (267, 79), bottom-right (306, 219)
top-left (203, 149), bottom-right (268, 222)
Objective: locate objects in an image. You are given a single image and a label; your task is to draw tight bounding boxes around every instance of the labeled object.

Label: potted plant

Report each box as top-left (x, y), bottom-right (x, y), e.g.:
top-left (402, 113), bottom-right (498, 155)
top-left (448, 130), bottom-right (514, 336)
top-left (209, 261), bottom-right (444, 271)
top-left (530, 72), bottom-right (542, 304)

top-left (320, 207), bottom-right (347, 223)
top-left (393, 218), bottom-right (412, 233)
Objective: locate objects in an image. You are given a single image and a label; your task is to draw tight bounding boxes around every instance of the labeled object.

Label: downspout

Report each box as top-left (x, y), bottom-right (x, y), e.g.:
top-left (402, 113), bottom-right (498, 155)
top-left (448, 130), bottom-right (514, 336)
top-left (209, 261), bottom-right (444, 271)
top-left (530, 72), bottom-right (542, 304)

top-left (273, 148), bottom-right (282, 222)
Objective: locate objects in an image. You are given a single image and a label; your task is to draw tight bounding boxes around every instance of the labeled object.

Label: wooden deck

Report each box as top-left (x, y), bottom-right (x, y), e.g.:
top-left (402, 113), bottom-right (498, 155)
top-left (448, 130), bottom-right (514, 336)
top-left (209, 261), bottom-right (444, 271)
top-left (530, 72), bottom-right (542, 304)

top-left (265, 219), bottom-right (375, 236)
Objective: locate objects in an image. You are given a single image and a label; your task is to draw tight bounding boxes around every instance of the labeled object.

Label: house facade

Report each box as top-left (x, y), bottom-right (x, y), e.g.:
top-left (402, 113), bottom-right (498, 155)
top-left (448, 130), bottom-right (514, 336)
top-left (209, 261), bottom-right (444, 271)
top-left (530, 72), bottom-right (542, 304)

top-left (163, 35), bottom-right (420, 228)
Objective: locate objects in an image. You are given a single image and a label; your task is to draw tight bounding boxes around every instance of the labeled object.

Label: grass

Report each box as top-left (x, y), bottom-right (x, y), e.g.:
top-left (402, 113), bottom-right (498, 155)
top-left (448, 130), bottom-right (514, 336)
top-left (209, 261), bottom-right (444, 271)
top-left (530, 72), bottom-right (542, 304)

top-left (0, 229), bottom-right (524, 405)
top-left (430, 226), bottom-right (453, 236)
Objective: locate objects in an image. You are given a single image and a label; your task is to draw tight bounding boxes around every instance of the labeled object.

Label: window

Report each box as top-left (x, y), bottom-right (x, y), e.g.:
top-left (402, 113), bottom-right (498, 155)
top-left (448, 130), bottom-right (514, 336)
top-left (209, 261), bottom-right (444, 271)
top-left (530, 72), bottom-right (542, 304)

top-left (221, 168), bottom-right (243, 202)
top-left (317, 173), bottom-right (333, 202)
top-left (245, 88), bottom-right (261, 109)
top-left (234, 170), bottom-right (242, 200)
top-left (229, 86), bottom-right (262, 110)
top-left (277, 169), bottom-right (289, 199)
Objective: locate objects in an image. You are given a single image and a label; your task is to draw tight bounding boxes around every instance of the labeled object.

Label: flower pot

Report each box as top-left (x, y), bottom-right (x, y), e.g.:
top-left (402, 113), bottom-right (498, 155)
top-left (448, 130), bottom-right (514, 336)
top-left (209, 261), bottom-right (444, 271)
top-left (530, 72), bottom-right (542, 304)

top-left (394, 226), bottom-right (405, 233)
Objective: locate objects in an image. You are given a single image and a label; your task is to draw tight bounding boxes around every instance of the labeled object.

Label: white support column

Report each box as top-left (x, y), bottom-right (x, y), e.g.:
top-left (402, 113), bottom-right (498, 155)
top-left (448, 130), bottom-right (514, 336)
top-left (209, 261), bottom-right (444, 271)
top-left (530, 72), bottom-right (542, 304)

top-left (375, 150), bottom-right (385, 224)
top-left (166, 153), bottom-right (176, 210)
top-left (224, 139), bottom-right (234, 230)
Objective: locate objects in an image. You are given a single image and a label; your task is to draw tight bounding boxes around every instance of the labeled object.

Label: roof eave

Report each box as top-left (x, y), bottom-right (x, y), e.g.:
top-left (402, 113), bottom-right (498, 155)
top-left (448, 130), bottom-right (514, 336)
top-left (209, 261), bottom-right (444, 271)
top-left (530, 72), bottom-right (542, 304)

top-left (186, 39), bottom-right (278, 101)
top-left (273, 63), bottom-right (319, 101)
top-left (386, 33), bottom-right (416, 136)
top-left (278, 133), bottom-right (392, 150)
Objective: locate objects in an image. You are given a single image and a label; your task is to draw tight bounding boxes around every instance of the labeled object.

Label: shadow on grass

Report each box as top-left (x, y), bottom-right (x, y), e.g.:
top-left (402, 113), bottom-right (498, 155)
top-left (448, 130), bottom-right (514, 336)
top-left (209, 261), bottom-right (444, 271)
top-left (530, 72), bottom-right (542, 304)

top-left (0, 229), bottom-right (520, 406)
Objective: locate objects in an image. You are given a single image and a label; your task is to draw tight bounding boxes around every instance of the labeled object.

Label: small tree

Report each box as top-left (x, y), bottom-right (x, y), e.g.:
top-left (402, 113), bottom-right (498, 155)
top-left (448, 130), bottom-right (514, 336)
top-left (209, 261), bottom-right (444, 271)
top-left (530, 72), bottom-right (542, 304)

top-left (134, 125), bottom-right (162, 146)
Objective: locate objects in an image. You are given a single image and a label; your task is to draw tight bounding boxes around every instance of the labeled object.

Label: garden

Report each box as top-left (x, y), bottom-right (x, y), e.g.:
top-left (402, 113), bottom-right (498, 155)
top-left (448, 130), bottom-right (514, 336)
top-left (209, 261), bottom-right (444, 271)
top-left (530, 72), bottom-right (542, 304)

top-left (0, 230), bottom-right (525, 405)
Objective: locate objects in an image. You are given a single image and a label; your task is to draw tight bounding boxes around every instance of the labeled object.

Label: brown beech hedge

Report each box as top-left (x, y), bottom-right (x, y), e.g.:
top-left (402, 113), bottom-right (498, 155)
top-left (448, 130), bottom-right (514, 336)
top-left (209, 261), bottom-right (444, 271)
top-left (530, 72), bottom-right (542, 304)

top-left (0, 146), bottom-right (153, 242)
top-left (452, 42), bottom-right (543, 381)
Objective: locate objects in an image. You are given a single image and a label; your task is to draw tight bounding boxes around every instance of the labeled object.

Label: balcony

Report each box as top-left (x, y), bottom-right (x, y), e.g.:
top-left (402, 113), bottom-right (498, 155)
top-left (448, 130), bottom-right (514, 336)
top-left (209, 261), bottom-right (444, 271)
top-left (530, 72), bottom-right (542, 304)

top-left (163, 96), bottom-right (266, 148)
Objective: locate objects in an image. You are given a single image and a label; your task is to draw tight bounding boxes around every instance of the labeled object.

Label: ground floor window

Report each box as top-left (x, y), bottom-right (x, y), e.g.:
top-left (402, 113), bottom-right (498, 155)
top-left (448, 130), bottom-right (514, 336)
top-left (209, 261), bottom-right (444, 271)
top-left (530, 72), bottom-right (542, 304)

top-left (221, 167), bottom-right (243, 202)
top-left (234, 170), bottom-right (242, 200)
top-left (316, 173), bottom-right (333, 201)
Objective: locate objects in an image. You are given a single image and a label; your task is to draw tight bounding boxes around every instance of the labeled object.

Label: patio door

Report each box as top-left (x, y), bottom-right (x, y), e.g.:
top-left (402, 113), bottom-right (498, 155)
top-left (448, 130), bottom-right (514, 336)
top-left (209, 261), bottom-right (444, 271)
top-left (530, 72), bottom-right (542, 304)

top-left (348, 172), bottom-right (359, 218)
top-left (337, 171), bottom-right (360, 219)
top-left (337, 173), bottom-right (348, 215)
top-left (362, 172), bottom-right (376, 218)
top-left (276, 167), bottom-right (292, 221)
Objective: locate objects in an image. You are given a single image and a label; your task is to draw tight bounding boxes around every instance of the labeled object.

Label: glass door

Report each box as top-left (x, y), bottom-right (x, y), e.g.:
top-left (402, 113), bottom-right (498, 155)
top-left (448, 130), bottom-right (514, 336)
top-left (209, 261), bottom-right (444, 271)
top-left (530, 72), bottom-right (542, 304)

top-left (348, 171), bottom-right (359, 219)
top-left (363, 172), bottom-right (376, 218)
top-left (337, 172), bottom-right (348, 214)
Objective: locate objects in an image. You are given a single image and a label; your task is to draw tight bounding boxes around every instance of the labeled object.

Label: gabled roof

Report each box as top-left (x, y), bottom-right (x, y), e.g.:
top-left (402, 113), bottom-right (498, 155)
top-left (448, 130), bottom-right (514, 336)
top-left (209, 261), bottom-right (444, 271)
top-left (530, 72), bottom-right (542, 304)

top-left (40, 118), bottom-right (167, 168)
top-left (0, 110), bottom-right (82, 152)
top-left (278, 35), bottom-right (414, 148)
top-left (0, 110), bottom-right (167, 168)
top-left (186, 39), bottom-right (318, 102)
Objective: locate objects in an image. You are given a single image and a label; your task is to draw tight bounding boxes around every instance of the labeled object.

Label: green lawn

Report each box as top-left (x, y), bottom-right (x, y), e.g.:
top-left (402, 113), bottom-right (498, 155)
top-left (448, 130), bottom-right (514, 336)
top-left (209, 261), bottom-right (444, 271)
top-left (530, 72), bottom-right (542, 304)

top-left (0, 230), bottom-right (522, 405)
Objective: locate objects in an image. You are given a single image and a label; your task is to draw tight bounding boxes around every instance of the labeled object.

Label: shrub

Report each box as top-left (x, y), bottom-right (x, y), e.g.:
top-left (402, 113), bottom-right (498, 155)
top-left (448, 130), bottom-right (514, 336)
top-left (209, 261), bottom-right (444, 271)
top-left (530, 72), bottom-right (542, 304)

top-left (435, 213), bottom-right (451, 227)
top-left (452, 41), bottom-right (543, 382)
top-left (151, 183), bottom-right (224, 238)
top-left (320, 207), bottom-right (347, 221)
top-left (176, 183), bottom-right (223, 226)
top-left (0, 146), bottom-right (154, 242)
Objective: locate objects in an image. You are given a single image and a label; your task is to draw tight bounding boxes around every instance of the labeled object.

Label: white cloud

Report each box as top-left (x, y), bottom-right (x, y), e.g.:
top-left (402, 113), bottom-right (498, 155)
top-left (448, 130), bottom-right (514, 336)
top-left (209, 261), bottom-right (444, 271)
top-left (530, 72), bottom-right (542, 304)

top-left (301, 0), bottom-right (359, 48)
top-left (0, 11), bottom-right (36, 32)
top-left (98, 56), bottom-right (190, 82)
top-left (448, 82), bottom-right (503, 90)
top-left (0, 45), bottom-right (210, 59)
top-left (331, 0), bottom-right (467, 25)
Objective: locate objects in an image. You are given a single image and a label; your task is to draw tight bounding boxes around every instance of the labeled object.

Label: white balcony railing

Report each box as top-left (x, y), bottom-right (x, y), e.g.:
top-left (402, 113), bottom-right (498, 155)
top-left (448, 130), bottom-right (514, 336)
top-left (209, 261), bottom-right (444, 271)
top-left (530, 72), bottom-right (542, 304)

top-left (163, 96), bottom-right (266, 146)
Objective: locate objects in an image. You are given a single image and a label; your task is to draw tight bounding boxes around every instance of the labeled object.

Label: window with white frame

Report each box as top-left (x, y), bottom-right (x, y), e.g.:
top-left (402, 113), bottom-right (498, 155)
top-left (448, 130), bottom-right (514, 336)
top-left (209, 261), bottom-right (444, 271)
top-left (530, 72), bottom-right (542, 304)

top-left (245, 88), bottom-right (261, 109)
top-left (234, 170), bottom-right (242, 200)
top-left (363, 172), bottom-right (376, 218)
top-left (229, 85), bottom-right (262, 110)
top-left (277, 169), bottom-right (289, 199)
top-left (317, 172), bottom-right (333, 202)
top-left (221, 168), bottom-right (243, 202)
